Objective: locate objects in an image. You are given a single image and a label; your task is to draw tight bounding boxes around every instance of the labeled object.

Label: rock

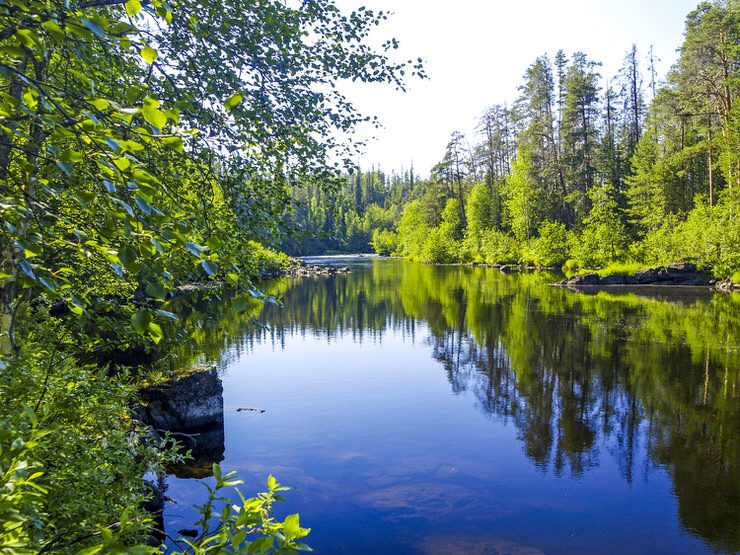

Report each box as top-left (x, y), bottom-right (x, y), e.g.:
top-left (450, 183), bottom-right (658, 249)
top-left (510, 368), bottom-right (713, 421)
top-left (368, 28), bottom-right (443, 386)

top-left (283, 264), bottom-right (351, 277)
top-left (142, 479), bottom-right (165, 546)
top-left (715, 279), bottom-right (738, 292)
top-left (557, 262), bottom-right (714, 288)
top-left (632, 268), bottom-right (658, 283)
top-left (666, 261), bottom-right (697, 274)
top-left (139, 365), bottom-right (225, 479)
top-left (601, 274), bottom-right (626, 285)
top-left (178, 529), bottom-right (199, 538)
top-left (140, 365), bottom-right (223, 430)
top-left (579, 273), bottom-right (601, 285)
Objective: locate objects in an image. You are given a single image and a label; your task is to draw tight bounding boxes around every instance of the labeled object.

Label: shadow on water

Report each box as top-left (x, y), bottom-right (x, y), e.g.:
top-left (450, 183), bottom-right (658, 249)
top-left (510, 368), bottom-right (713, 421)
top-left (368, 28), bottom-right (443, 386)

top-left (164, 259), bottom-right (740, 553)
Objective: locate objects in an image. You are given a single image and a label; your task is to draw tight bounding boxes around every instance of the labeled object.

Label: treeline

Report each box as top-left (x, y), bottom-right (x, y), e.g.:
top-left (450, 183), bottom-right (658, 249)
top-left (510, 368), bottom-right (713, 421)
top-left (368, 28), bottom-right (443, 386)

top-left (279, 166), bottom-right (415, 254)
top-left (298, 1), bottom-right (739, 278)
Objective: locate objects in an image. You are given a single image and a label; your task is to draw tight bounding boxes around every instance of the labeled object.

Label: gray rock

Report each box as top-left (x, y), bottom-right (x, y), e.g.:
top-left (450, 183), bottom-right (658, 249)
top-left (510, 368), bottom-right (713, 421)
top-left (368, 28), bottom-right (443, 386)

top-left (139, 365), bottom-right (226, 479)
top-left (601, 274), bottom-right (626, 285)
top-left (666, 261), bottom-right (697, 274)
top-left (633, 268), bottom-right (658, 283)
top-left (579, 273), bottom-right (601, 285)
top-left (140, 365), bottom-right (224, 430)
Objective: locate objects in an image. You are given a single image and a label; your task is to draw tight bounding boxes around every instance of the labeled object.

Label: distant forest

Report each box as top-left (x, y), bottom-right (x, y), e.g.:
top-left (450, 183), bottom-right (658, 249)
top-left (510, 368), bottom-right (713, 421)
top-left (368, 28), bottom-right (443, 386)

top-left (284, 0), bottom-right (739, 279)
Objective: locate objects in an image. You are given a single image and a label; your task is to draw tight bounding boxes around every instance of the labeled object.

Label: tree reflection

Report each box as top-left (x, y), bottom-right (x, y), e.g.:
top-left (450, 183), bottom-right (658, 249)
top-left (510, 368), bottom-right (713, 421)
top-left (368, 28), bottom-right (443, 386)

top-left (167, 260), bottom-right (740, 552)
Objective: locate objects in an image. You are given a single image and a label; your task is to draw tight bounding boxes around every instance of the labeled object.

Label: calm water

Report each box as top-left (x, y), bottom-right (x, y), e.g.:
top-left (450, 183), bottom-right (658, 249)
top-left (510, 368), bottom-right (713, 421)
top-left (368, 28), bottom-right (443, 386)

top-left (163, 257), bottom-right (740, 554)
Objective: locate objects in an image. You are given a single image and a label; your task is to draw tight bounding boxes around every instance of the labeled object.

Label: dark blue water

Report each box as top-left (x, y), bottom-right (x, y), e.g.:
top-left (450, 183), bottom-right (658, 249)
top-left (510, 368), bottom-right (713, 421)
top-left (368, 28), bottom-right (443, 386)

top-left (162, 258), bottom-right (740, 554)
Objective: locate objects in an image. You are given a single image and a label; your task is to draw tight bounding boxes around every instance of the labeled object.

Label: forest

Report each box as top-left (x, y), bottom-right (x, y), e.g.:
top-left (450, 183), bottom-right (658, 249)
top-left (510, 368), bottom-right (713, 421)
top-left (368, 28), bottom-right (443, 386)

top-left (0, 0), bottom-right (737, 552)
top-left (288, 1), bottom-right (739, 281)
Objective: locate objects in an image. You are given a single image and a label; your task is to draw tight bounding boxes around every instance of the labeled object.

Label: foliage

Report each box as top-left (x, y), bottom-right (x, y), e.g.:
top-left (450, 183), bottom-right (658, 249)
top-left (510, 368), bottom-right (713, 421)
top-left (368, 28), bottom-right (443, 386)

top-left (593, 262), bottom-right (644, 278)
top-left (634, 195), bottom-right (740, 277)
top-left (312, 0), bottom-right (739, 278)
top-left (0, 0), bottom-right (419, 551)
top-left (169, 468), bottom-right (310, 555)
top-left (527, 221), bottom-right (570, 267)
top-left (504, 147), bottom-right (542, 243)
top-left (371, 229), bottom-right (399, 256)
top-left (569, 184), bottom-right (630, 268)
top-left (480, 230), bottom-right (521, 265)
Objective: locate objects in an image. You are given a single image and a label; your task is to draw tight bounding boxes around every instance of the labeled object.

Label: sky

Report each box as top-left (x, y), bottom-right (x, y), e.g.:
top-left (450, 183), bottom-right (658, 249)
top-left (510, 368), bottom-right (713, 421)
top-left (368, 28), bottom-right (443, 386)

top-left (333, 0), bottom-right (701, 178)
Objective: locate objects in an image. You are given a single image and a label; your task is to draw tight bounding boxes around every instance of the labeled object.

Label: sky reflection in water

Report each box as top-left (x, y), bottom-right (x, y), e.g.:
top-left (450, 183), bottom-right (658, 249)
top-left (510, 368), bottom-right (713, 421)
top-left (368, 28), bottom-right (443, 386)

top-left (163, 258), bottom-right (740, 554)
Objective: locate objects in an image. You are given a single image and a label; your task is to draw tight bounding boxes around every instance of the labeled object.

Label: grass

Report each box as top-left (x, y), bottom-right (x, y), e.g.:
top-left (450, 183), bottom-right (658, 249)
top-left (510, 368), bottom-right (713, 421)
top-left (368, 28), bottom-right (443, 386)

top-left (594, 262), bottom-right (645, 278)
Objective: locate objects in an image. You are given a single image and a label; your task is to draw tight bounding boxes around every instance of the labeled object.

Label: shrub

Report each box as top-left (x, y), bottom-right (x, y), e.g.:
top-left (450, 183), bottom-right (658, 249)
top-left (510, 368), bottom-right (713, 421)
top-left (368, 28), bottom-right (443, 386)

top-left (480, 230), bottom-right (521, 264)
top-left (528, 221), bottom-right (570, 267)
top-left (371, 229), bottom-right (400, 256)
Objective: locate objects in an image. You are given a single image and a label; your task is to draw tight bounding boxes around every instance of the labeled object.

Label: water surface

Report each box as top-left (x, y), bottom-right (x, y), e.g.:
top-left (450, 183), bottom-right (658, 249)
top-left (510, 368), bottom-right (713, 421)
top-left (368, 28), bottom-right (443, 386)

top-left (164, 258), bottom-right (740, 554)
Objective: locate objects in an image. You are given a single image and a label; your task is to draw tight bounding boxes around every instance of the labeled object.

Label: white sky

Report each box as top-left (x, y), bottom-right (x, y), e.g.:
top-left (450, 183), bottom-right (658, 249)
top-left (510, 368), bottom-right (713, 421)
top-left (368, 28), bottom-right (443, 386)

top-left (333, 0), bottom-right (700, 178)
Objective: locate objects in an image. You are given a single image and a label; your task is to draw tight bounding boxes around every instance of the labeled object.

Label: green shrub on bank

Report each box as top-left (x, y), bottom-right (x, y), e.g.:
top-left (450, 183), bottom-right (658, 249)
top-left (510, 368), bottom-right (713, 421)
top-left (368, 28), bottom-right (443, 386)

top-left (481, 230), bottom-right (521, 264)
top-left (637, 197), bottom-right (740, 278)
top-left (371, 229), bottom-right (400, 256)
top-left (527, 221), bottom-right (570, 267)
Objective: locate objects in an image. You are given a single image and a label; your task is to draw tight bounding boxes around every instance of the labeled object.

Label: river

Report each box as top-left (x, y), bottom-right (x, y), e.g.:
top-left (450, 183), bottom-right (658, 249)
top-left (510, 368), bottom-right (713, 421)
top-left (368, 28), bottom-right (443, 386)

top-left (162, 256), bottom-right (740, 554)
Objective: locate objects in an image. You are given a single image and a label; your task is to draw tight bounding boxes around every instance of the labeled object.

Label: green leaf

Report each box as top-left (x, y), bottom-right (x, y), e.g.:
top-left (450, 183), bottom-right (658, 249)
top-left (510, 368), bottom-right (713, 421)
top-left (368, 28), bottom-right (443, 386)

top-left (141, 98), bottom-right (167, 130)
top-left (15, 29), bottom-right (39, 48)
top-left (148, 322), bottom-right (163, 344)
top-left (125, 0), bottom-right (142, 16)
top-left (81, 17), bottom-right (106, 40)
top-left (145, 281), bottom-right (167, 300)
top-left (131, 310), bottom-right (151, 333)
top-left (18, 260), bottom-right (35, 280)
top-left (38, 276), bottom-right (57, 292)
top-left (283, 514), bottom-right (301, 540)
top-left (150, 238), bottom-right (166, 253)
top-left (154, 309), bottom-right (179, 321)
top-left (224, 93), bottom-right (243, 112)
top-left (90, 98), bottom-right (110, 111)
top-left (69, 295), bottom-right (85, 315)
top-left (140, 46), bottom-right (158, 64)
top-left (113, 157), bottom-right (131, 171)
top-left (41, 20), bottom-right (65, 41)
top-left (186, 242), bottom-right (203, 257)
top-left (113, 198), bottom-right (134, 216)
top-left (19, 241), bottom-right (42, 259)
top-left (118, 245), bottom-right (138, 268)
top-left (135, 195), bottom-right (153, 215)
top-left (201, 259), bottom-right (219, 276)
top-left (56, 161), bottom-right (73, 176)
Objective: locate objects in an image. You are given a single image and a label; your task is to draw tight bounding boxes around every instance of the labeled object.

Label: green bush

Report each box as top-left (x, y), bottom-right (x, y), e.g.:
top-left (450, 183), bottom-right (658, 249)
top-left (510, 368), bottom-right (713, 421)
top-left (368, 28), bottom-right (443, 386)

top-left (528, 221), bottom-right (570, 267)
top-left (480, 230), bottom-right (521, 264)
top-left (639, 197), bottom-right (740, 278)
top-left (420, 227), bottom-right (460, 263)
top-left (371, 229), bottom-right (400, 256)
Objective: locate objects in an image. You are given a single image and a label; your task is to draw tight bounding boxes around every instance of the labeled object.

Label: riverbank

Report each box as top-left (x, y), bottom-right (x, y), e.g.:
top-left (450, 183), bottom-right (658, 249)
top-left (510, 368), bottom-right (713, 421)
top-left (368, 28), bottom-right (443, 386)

top-left (556, 262), bottom-right (739, 291)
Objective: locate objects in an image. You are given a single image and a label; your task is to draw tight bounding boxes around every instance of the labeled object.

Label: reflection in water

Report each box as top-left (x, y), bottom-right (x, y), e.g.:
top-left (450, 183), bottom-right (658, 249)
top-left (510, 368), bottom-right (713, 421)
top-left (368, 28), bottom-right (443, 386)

top-left (166, 260), bottom-right (740, 553)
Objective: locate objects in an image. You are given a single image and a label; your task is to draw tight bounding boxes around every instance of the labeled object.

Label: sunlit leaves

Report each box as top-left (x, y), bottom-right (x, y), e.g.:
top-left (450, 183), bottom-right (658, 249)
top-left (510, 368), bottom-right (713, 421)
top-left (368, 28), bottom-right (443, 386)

top-left (125, 0), bottom-right (142, 17)
top-left (224, 93), bottom-right (243, 112)
top-left (139, 46), bottom-right (157, 64)
top-left (141, 98), bottom-right (167, 130)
